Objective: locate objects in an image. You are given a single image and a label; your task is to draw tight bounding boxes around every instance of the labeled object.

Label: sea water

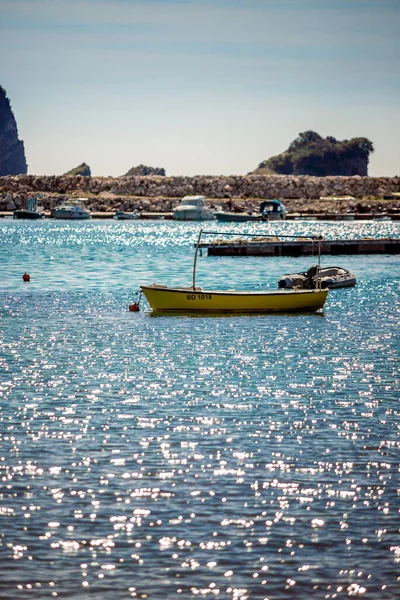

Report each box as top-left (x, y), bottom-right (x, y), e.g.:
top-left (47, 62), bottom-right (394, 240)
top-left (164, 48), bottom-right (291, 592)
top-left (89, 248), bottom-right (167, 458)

top-left (0, 219), bottom-right (399, 599)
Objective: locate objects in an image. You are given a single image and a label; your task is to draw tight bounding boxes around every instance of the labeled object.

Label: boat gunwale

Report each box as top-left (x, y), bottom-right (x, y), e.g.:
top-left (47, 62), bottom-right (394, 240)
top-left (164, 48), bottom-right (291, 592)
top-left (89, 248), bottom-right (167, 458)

top-left (140, 285), bottom-right (328, 298)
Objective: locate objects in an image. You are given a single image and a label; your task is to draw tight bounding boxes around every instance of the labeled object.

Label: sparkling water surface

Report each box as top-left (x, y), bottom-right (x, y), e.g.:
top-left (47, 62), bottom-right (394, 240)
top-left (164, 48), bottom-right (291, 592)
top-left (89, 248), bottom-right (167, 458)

top-left (1, 219), bottom-right (399, 599)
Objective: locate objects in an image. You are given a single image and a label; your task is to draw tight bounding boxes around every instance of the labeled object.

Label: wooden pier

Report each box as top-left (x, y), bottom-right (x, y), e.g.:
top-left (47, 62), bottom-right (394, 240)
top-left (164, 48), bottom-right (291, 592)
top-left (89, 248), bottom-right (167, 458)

top-left (201, 237), bottom-right (400, 257)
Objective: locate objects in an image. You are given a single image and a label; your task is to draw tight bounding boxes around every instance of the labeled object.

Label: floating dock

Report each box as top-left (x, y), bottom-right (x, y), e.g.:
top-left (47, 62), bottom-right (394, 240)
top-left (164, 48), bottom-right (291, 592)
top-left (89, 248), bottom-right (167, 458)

top-left (201, 237), bottom-right (400, 257)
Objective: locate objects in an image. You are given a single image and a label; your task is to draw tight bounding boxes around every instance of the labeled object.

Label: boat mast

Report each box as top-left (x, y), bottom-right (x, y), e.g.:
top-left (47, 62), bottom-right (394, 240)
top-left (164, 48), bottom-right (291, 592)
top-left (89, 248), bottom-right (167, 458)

top-left (193, 228), bottom-right (203, 289)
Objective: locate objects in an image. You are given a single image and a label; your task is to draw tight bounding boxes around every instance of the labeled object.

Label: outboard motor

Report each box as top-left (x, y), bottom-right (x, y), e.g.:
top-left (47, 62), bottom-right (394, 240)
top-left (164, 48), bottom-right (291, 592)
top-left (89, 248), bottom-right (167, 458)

top-left (305, 264), bottom-right (320, 289)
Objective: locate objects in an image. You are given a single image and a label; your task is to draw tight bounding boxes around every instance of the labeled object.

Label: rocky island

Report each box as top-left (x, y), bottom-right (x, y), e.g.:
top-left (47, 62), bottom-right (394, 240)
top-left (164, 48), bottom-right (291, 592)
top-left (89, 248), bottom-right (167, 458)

top-left (64, 163), bottom-right (91, 177)
top-left (252, 131), bottom-right (374, 177)
top-left (124, 164), bottom-right (166, 176)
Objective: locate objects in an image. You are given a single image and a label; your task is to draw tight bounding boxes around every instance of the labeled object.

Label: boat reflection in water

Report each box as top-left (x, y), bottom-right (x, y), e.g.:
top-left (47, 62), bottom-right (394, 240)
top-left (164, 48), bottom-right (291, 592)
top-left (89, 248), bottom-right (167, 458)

top-left (140, 229), bottom-right (328, 314)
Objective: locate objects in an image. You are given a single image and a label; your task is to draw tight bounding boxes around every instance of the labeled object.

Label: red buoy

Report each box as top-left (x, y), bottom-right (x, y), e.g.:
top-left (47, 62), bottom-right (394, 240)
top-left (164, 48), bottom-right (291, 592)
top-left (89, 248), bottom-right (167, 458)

top-left (129, 302), bottom-right (140, 312)
top-left (22, 272), bottom-right (30, 282)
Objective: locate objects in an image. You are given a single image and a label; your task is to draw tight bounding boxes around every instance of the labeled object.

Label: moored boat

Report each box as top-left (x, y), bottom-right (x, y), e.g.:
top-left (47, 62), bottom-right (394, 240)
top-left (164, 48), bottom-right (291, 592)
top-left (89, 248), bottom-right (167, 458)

top-left (278, 265), bottom-right (357, 290)
top-left (13, 196), bottom-right (44, 219)
top-left (141, 284), bottom-right (328, 313)
top-left (215, 211), bottom-right (261, 223)
top-left (373, 215), bottom-right (391, 221)
top-left (336, 214), bottom-right (355, 221)
top-left (216, 200), bottom-right (287, 223)
top-left (53, 198), bottom-right (91, 219)
top-left (173, 196), bottom-right (215, 221)
top-left (139, 229), bottom-right (328, 314)
top-left (114, 210), bottom-right (140, 220)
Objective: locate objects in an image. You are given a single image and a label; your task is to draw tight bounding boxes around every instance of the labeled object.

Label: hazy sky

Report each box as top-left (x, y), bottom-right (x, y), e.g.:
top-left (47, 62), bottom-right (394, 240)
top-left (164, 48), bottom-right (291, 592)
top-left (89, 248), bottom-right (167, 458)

top-left (1, 0), bottom-right (399, 177)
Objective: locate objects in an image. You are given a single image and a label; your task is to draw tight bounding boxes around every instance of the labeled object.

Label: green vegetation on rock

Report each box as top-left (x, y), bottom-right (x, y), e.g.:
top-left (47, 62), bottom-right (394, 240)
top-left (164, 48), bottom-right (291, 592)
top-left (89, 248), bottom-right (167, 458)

top-left (64, 162), bottom-right (91, 176)
top-left (123, 164), bottom-right (165, 176)
top-left (253, 131), bottom-right (374, 176)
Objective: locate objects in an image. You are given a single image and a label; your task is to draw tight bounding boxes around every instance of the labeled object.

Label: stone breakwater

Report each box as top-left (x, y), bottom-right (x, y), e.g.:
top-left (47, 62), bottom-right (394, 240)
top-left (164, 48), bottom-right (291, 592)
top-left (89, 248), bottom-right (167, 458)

top-left (1, 174), bottom-right (400, 213)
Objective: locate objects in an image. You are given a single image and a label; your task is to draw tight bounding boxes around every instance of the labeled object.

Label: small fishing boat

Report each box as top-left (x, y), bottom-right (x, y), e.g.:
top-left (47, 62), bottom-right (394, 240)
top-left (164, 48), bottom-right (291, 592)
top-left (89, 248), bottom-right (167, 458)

top-left (140, 230), bottom-right (328, 313)
top-left (216, 200), bottom-right (287, 223)
top-left (13, 196), bottom-right (44, 219)
top-left (336, 214), bottom-right (355, 221)
top-left (141, 284), bottom-right (328, 313)
top-left (278, 265), bottom-right (357, 290)
top-left (173, 196), bottom-right (215, 221)
top-left (114, 210), bottom-right (140, 220)
top-left (373, 215), bottom-right (391, 221)
top-left (53, 198), bottom-right (91, 220)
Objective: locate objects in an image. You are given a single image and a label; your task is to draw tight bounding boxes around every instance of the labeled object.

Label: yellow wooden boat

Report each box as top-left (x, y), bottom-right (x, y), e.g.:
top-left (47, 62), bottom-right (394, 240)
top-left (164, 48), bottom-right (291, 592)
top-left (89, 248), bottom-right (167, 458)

top-left (140, 229), bottom-right (328, 314)
top-left (141, 283), bottom-right (328, 313)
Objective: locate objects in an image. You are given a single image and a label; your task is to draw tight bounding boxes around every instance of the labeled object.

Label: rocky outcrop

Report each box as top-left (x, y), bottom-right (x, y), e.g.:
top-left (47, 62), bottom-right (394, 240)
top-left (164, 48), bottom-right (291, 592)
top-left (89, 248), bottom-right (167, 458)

top-left (123, 164), bottom-right (166, 176)
top-left (253, 131), bottom-right (374, 177)
top-left (0, 86), bottom-right (27, 176)
top-left (64, 163), bottom-right (91, 176)
top-left (1, 174), bottom-right (399, 202)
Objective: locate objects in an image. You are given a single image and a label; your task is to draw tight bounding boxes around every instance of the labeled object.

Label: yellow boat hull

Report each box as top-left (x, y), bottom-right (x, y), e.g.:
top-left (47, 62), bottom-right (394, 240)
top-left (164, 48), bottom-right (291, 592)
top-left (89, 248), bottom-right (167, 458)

top-left (140, 285), bottom-right (328, 313)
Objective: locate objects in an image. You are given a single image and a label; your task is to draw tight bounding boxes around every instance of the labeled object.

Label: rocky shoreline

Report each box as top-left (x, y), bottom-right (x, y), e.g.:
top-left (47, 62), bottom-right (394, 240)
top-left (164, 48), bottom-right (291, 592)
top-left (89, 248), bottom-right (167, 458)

top-left (1, 174), bottom-right (400, 215)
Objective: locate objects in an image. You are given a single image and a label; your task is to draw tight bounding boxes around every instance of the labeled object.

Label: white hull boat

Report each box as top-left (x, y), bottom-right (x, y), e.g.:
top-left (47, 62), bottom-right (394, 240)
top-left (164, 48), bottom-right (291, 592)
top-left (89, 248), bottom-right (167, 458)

top-left (278, 265), bottom-right (357, 290)
top-left (114, 211), bottom-right (140, 220)
top-left (174, 196), bottom-right (215, 221)
top-left (53, 198), bottom-right (91, 220)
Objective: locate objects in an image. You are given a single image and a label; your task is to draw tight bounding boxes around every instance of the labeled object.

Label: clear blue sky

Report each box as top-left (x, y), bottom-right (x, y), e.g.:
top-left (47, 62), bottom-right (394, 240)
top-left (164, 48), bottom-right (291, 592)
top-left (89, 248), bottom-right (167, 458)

top-left (1, 0), bottom-right (399, 177)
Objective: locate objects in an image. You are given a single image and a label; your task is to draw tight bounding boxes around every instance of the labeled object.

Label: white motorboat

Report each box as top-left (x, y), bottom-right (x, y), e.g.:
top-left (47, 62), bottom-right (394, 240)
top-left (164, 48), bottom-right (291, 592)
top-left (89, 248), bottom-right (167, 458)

top-left (278, 265), bottom-right (357, 290)
top-left (173, 196), bottom-right (215, 221)
top-left (53, 198), bottom-right (91, 220)
top-left (114, 210), bottom-right (140, 220)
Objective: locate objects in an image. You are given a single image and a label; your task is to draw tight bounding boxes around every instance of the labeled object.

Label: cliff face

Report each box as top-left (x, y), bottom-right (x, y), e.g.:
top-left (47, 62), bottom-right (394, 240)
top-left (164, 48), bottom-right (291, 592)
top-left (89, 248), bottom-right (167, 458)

top-left (0, 86), bottom-right (28, 176)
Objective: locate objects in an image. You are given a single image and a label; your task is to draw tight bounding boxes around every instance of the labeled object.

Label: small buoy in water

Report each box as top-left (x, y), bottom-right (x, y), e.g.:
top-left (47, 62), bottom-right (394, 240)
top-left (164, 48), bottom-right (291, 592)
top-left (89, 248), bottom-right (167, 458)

top-left (129, 302), bottom-right (140, 312)
top-left (22, 272), bottom-right (30, 282)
